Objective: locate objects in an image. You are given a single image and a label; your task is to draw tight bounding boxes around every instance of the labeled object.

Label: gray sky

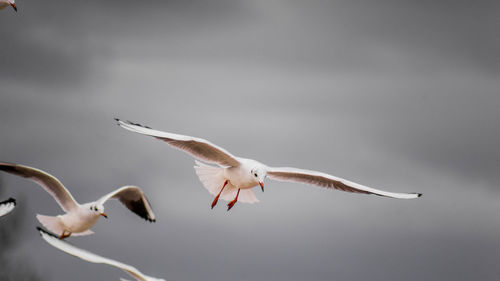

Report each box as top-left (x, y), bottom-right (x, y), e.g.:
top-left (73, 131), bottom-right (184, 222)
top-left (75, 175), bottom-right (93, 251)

top-left (1, 1), bottom-right (500, 280)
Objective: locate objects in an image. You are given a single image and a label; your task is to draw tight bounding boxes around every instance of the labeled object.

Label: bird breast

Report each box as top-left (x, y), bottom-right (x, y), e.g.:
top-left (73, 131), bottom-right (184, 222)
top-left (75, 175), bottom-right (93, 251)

top-left (225, 165), bottom-right (258, 189)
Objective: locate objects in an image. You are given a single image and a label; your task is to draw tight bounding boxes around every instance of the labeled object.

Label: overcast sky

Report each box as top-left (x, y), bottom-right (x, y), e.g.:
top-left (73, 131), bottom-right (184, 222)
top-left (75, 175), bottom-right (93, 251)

top-left (1, 1), bottom-right (500, 280)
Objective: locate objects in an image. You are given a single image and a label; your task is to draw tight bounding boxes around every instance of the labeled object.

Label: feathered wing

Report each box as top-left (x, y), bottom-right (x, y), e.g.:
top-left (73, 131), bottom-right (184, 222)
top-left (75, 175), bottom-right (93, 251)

top-left (97, 186), bottom-right (156, 222)
top-left (0, 163), bottom-right (79, 212)
top-left (115, 119), bottom-right (241, 167)
top-left (267, 167), bottom-right (422, 199)
top-left (0, 198), bottom-right (16, 217)
top-left (38, 228), bottom-right (156, 281)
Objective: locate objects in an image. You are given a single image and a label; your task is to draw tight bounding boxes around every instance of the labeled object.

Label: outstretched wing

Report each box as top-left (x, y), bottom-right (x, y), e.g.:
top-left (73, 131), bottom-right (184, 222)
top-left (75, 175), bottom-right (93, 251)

top-left (0, 163), bottom-right (79, 212)
top-left (115, 119), bottom-right (241, 167)
top-left (0, 198), bottom-right (16, 217)
top-left (97, 186), bottom-right (156, 222)
top-left (38, 227), bottom-right (155, 281)
top-left (267, 167), bottom-right (422, 199)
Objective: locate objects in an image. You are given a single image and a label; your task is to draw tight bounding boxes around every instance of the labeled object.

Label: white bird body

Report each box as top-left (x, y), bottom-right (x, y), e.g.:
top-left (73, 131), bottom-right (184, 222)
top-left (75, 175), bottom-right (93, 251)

top-left (0, 163), bottom-right (156, 239)
top-left (0, 198), bottom-right (16, 217)
top-left (224, 158), bottom-right (263, 190)
top-left (116, 119), bottom-right (422, 210)
top-left (57, 204), bottom-right (101, 233)
top-left (38, 228), bottom-right (166, 281)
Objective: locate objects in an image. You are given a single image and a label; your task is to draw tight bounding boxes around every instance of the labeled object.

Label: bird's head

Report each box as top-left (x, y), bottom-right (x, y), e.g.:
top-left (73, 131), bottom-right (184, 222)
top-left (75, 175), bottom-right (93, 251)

top-left (250, 166), bottom-right (267, 192)
top-left (8, 0), bottom-right (16, 11)
top-left (87, 203), bottom-right (107, 218)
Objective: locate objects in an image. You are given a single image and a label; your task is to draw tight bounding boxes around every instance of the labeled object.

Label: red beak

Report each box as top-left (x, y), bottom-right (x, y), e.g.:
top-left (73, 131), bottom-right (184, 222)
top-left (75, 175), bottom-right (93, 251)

top-left (100, 212), bottom-right (108, 218)
top-left (259, 181), bottom-right (264, 192)
top-left (10, 3), bottom-right (17, 11)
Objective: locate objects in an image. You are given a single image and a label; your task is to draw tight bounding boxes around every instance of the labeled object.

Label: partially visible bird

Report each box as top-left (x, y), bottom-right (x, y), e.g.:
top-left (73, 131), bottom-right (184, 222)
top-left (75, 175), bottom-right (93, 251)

top-left (115, 119), bottom-right (422, 211)
top-left (0, 0), bottom-right (17, 11)
top-left (38, 227), bottom-right (166, 281)
top-left (0, 197), bottom-right (16, 217)
top-left (0, 162), bottom-right (156, 239)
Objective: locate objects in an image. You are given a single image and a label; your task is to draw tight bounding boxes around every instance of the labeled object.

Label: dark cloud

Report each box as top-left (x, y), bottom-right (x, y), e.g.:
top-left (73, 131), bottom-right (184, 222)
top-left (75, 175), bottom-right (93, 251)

top-left (1, 1), bottom-right (500, 281)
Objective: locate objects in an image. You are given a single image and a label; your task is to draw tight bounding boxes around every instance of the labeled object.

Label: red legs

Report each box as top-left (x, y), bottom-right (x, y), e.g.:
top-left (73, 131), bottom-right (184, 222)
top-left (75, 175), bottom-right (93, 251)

top-left (211, 180), bottom-right (229, 209)
top-left (227, 188), bottom-right (240, 211)
top-left (59, 230), bottom-right (71, 240)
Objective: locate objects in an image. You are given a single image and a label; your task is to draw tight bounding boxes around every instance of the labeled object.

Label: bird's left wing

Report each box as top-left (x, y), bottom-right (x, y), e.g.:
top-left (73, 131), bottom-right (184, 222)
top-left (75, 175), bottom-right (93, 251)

top-left (0, 198), bottom-right (16, 217)
top-left (38, 227), bottom-right (152, 281)
top-left (97, 186), bottom-right (156, 222)
top-left (115, 119), bottom-right (241, 167)
top-left (267, 167), bottom-right (422, 199)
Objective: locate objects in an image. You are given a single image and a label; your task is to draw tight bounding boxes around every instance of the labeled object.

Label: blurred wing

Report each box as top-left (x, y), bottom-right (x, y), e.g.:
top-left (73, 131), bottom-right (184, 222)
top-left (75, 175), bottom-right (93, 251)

top-left (38, 228), bottom-right (149, 281)
top-left (98, 186), bottom-right (156, 222)
top-left (0, 163), bottom-right (79, 212)
top-left (267, 167), bottom-right (422, 199)
top-left (116, 119), bottom-right (241, 167)
top-left (0, 198), bottom-right (16, 217)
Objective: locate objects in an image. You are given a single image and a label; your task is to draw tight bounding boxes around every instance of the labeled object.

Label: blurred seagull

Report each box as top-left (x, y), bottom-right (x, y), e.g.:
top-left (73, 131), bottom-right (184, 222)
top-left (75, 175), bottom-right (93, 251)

top-left (116, 119), bottom-right (422, 210)
top-left (0, 0), bottom-right (17, 11)
top-left (0, 198), bottom-right (16, 217)
top-left (0, 162), bottom-right (156, 239)
top-left (38, 227), bottom-right (165, 281)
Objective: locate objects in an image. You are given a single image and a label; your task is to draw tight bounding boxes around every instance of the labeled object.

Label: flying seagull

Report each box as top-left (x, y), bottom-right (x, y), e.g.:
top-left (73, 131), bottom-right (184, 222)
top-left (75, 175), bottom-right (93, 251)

top-left (0, 162), bottom-right (156, 239)
top-left (0, 0), bottom-right (16, 11)
top-left (0, 197), bottom-right (16, 217)
top-left (115, 119), bottom-right (422, 210)
top-left (38, 227), bottom-right (165, 281)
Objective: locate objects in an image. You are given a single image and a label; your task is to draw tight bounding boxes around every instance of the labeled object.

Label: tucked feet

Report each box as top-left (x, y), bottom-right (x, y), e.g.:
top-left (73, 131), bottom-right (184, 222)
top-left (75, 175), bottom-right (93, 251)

top-left (59, 230), bottom-right (71, 240)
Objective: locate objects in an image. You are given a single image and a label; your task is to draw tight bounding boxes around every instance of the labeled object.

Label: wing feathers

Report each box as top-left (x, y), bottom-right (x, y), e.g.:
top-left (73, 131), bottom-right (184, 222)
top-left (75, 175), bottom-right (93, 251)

top-left (0, 198), bottom-right (16, 217)
top-left (98, 186), bottom-right (156, 222)
top-left (115, 119), bottom-right (241, 167)
top-left (267, 167), bottom-right (421, 199)
top-left (38, 227), bottom-right (152, 281)
top-left (0, 163), bottom-right (79, 212)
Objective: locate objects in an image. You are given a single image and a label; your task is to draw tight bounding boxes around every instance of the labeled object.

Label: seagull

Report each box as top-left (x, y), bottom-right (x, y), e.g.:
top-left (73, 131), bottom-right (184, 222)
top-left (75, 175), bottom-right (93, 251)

top-left (0, 198), bottom-right (16, 217)
top-left (0, 162), bottom-right (156, 239)
top-left (115, 119), bottom-right (422, 210)
top-left (38, 227), bottom-right (165, 281)
top-left (0, 0), bottom-right (17, 11)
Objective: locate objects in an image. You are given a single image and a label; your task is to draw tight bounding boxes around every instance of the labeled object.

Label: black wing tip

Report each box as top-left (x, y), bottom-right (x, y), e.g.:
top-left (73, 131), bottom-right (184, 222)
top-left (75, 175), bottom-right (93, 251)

top-left (37, 226), bottom-right (58, 238)
top-left (3, 198), bottom-right (16, 205)
top-left (416, 193), bottom-right (423, 198)
top-left (115, 118), bottom-right (152, 129)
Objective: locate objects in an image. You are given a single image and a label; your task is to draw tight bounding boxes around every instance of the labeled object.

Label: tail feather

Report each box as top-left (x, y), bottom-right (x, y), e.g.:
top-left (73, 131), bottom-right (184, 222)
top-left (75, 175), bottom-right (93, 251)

top-left (36, 214), bottom-right (65, 236)
top-left (194, 161), bottom-right (259, 204)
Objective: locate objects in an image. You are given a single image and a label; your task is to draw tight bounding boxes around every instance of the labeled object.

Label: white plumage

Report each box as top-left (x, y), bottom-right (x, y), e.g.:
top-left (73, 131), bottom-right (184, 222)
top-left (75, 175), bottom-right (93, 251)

top-left (116, 119), bottom-right (422, 210)
top-left (0, 162), bottom-right (156, 239)
top-left (0, 198), bottom-right (16, 217)
top-left (38, 228), bottom-right (165, 281)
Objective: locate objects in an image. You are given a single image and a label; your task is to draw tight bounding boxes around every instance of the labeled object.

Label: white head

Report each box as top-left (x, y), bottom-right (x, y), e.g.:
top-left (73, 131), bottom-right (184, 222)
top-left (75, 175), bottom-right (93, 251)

top-left (85, 203), bottom-right (107, 218)
top-left (250, 166), bottom-right (267, 192)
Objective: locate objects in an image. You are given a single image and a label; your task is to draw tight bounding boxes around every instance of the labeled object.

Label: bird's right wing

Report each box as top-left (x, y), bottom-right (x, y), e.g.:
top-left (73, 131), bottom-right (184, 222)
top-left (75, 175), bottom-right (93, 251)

top-left (115, 119), bottom-right (241, 167)
top-left (38, 227), bottom-right (156, 281)
top-left (0, 198), bottom-right (16, 217)
top-left (0, 163), bottom-right (79, 212)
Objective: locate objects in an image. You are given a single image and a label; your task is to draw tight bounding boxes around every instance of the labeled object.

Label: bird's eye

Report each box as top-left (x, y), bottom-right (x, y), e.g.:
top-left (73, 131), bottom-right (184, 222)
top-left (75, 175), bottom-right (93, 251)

top-left (89, 206), bottom-right (92, 210)
top-left (94, 207), bottom-right (97, 211)
top-left (254, 173), bottom-right (258, 177)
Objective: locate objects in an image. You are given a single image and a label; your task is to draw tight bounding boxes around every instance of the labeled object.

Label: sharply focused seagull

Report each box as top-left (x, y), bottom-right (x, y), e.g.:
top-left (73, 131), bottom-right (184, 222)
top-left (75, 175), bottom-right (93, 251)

top-left (0, 0), bottom-right (17, 11)
top-left (0, 163), bottom-right (156, 239)
top-left (38, 227), bottom-right (166, 281)
top-left (0, 198), bottom-right (16, 217)
top-left (116, 119), bottom-right (422, 210)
